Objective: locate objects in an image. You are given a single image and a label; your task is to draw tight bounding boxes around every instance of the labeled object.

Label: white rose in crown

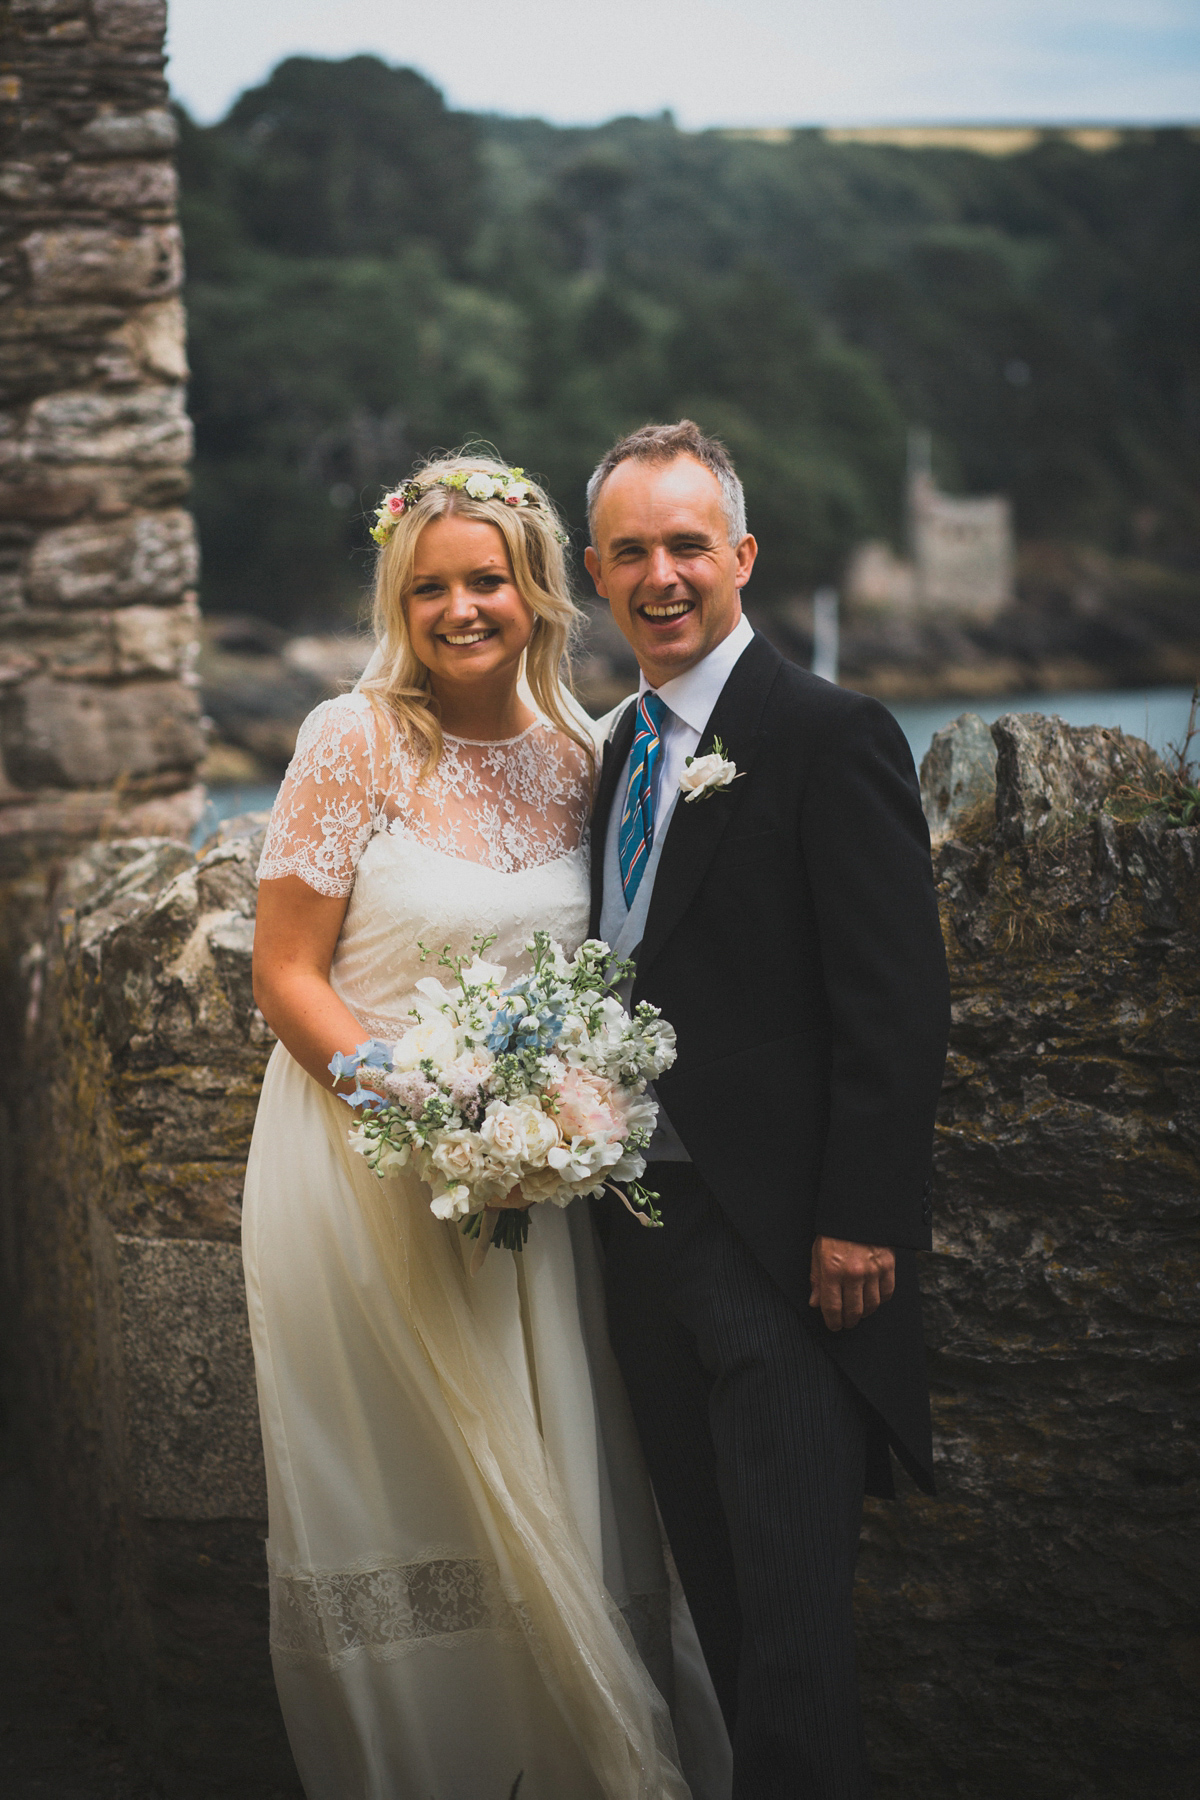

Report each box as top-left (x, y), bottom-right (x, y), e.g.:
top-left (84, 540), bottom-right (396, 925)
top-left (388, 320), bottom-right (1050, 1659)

top-left (679, 736), bottom-right (739, 803)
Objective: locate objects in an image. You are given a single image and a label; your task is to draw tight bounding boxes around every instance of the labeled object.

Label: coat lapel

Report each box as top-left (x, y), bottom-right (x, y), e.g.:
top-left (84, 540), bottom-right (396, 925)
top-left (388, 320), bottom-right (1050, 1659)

top-left (635, 632), bottom-right (780, 978)
top-left (588, 696), bottom-right (637, 935)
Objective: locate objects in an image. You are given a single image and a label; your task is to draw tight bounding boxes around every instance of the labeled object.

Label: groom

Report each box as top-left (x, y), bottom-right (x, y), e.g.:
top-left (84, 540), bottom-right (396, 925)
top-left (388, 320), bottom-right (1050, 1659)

top-left (585, 422), bottom-right (950, 1798)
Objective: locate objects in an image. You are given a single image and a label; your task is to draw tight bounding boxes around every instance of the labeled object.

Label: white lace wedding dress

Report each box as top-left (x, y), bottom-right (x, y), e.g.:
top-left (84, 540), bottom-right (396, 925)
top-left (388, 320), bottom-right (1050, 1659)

top-left (243, 692), bottom-right (691, 1800)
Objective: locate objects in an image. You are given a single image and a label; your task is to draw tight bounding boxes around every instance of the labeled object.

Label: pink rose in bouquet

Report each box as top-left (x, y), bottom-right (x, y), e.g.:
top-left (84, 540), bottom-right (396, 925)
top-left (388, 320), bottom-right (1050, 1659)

top-left (550, 1067), bottom-right (627, 1143)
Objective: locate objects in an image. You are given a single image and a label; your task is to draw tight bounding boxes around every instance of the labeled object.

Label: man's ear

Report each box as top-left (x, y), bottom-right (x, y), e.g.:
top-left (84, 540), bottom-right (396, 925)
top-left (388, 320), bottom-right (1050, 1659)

top-left (584, 545), bottom-right (608, 599)
top-left (733, 533), bottom-right (758, 591)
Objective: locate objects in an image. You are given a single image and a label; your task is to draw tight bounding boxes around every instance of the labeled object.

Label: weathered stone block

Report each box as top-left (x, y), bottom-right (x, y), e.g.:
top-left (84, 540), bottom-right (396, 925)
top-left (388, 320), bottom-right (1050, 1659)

top-left (0, 596), bottom-right (196, 680)
top-left (0, 474), bottom-right (93, 521)
top-left (992, 711), bottom-right (1167, 848)
top-left (27, 507), bottom-right (198, 606)
top-left (0, 302), bottom-right (127, 343)
top-left (23, 224), bottom-right (182, 305)
top-left (92, 0), bottom-right (168, 46)
top-left (9, 0), bottom-right (82, 22)
top-left (0, 640), bottom-right (41, 683)
top-left (75, 106), bottom-right (177, 159)
top-left (12, 385), bottom-right (191, 467)
top-left (0, 160), bottom-right (53, 205)
top-left (58, 159), bottom-right (178, 214)
top-left (920, 711), bottom-right (998, 840)
top-left (93, 1226), bottom-right (266, 1519)
top-left (91, 837), bottom-right (269, 1071)
top-left (112, 596), bottom-right (197, 677)
top-left (0, 613), bottom-right (113, 679)
top-left (113, 296), bottom-right (188, 381)
top-left (1, 673), bottom-right (204, 786)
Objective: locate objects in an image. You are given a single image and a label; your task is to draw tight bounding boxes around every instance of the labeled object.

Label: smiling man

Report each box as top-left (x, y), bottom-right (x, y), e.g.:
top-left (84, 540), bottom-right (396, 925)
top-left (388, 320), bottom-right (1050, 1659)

top-left (585, 421), bottom-right (951, 1799)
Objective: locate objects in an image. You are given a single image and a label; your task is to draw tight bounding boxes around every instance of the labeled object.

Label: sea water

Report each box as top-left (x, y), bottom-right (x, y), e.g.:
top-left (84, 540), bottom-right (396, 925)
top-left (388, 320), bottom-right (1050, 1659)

top-left (194, 684), bottom-right (1198, 846)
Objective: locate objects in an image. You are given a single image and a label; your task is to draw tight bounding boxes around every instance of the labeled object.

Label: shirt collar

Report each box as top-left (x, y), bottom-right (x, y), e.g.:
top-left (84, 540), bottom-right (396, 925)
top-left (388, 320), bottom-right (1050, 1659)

top-left (638, 612), bottom-right (755, 734)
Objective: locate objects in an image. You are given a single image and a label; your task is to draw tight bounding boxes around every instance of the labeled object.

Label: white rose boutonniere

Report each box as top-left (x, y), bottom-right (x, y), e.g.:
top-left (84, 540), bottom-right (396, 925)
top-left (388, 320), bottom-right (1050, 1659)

top-left (679, 736), bottom-right (739, 803)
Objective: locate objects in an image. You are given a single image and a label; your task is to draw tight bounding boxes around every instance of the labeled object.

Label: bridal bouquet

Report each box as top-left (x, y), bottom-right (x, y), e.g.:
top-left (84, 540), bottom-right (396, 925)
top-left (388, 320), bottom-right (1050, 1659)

top-left (330, 932), bottom-right (676, 1255)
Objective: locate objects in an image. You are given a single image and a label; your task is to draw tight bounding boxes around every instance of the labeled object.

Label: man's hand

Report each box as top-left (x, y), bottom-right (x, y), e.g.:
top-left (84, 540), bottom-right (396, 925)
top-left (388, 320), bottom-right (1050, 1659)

top-left (809, 1236), bottom-right (896, 1331)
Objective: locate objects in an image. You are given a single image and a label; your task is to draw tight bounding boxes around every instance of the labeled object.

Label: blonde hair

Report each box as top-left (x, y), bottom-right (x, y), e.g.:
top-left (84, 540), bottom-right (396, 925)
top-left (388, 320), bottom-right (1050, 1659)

top-left (361, 451), bottom-right (594, 777)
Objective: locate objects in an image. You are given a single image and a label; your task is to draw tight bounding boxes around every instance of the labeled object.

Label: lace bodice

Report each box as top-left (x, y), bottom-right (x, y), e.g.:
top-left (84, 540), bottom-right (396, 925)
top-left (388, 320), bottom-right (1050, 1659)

top-left (258, 692), bottom-right (595, 1040)
top-left (259, 692), bottom-right (591, 895)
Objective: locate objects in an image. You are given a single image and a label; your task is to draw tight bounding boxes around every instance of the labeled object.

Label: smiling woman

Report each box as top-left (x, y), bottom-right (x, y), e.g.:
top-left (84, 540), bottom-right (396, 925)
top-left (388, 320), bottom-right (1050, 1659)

top-left (239, 452), bottom-right (701, 1799)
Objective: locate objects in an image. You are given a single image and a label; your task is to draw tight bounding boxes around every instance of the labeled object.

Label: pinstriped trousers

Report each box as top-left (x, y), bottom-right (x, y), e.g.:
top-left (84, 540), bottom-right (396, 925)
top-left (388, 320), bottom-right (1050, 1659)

top-left (598, 1165), bottom-right (872, 1800)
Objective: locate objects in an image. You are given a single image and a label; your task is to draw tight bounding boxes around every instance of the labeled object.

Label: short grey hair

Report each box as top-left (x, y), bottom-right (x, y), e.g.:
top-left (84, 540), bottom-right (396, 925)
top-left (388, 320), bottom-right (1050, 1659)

top-left (586, 420), bottom-right (748, 547)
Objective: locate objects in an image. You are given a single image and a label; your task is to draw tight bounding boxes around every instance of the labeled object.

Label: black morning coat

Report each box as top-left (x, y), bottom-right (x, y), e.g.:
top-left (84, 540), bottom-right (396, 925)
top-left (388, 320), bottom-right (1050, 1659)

top-left (588, 632), bottom-right (951, 1497)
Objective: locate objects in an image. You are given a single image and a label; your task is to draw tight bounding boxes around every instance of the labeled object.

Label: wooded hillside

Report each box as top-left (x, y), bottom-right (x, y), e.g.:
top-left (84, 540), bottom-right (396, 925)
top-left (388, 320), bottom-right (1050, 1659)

top-left (178, 57), bottom-right (1200, 625)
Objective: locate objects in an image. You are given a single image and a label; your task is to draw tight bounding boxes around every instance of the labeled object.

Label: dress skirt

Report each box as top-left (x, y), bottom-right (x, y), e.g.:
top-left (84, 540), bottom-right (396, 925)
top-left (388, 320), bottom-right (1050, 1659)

top-left (243, 1040), bottom-right (689, 1800)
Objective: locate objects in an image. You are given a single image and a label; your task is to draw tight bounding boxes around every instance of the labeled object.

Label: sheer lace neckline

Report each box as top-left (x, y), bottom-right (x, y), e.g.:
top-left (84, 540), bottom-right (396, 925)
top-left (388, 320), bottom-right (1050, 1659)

top-left (258, 692), bottom-right (592, 898)
top-left (443, 719), bottom-right (538, 748)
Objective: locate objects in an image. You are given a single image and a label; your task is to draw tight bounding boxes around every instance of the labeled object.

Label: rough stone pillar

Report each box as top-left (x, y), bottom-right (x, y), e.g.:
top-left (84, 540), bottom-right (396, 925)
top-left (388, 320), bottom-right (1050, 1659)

top-left (0, 0), bottom-right (203, 878)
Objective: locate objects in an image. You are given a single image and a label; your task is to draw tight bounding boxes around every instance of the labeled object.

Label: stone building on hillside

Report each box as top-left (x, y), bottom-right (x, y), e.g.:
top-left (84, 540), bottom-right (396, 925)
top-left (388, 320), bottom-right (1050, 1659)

top-left (845, 432), bottom-right (1015, 624)
top-left (0, 0), bottom-right (204, 876)
top-left (909, 468), bottom-right (1014, 621)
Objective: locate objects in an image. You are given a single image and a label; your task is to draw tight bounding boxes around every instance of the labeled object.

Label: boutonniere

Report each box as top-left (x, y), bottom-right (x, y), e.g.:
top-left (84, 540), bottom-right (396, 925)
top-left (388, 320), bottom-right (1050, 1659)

top-left (679, 736), bottom-right (740, 803)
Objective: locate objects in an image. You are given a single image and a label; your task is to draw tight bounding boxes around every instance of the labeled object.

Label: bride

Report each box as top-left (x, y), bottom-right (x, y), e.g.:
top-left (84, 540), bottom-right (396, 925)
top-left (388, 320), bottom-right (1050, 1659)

top-left (243, 454), bottom-right (698, 1798)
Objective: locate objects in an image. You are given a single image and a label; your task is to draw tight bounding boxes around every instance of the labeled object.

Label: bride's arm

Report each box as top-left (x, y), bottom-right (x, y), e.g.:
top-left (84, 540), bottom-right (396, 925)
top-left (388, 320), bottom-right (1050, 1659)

top-left (253, 874), bottom-right (366, 1092)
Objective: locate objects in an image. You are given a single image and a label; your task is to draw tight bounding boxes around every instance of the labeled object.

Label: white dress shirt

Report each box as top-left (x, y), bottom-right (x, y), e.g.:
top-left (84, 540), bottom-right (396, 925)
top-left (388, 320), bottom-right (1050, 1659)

top-left (639, 611), bottom-right (755, 819)
top-left (599, 611), bottom-right (755, 1160)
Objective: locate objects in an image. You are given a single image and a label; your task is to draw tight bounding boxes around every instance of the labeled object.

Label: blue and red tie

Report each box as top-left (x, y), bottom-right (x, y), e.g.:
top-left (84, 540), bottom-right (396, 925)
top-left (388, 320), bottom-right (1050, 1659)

top-left (618, 690), bottom-right (668, 907)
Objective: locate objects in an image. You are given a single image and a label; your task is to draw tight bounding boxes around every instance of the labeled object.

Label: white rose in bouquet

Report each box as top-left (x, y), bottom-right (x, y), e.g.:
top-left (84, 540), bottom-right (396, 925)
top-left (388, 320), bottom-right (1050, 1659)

top-left (480, 1100), bottom-right (528, 1166)
top-left (393, 1012), bottom-right (459, 1071)
top-left (509, 1100), bottom-right (562, 1168)
top-left (431, 1128), bottom-right (484, 1188)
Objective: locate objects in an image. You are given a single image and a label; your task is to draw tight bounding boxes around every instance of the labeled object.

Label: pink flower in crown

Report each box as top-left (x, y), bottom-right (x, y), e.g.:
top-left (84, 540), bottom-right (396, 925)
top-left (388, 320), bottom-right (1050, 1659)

top-left (387, 493), bottom-right (405, 516)
top-left (503, 493), bottom-right (521, 506)
top-left (549, 1067), bottom-right (627, 1141)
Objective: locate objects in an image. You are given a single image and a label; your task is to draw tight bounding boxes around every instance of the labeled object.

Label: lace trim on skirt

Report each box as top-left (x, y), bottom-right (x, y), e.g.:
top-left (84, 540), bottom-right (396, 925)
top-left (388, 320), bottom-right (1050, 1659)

top-left (269, 1548), bottom-right (673, 1689)
top-left (269, 1551), bottom-right (527, 1670)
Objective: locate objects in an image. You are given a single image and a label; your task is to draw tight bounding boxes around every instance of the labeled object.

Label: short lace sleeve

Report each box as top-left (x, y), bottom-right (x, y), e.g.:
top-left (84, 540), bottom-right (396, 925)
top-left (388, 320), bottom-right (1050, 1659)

top-left (257, 695), bottom-right (381, 897)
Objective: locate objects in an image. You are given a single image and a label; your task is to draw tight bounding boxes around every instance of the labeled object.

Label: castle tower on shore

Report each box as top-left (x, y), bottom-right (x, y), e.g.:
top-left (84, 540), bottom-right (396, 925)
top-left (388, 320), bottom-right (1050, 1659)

top-left (844, 430), bottom-right (1015, 623)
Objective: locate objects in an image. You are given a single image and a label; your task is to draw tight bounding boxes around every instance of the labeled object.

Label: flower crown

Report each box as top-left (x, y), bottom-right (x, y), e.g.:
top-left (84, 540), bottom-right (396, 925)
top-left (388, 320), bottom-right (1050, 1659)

top-left (370, 467), bottom-right (565, 546)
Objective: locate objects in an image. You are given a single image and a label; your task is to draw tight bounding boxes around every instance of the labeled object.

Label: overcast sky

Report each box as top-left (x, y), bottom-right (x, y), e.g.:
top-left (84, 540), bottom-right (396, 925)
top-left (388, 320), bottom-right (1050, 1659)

top-left (166, 0), bottom-right (1200, 129)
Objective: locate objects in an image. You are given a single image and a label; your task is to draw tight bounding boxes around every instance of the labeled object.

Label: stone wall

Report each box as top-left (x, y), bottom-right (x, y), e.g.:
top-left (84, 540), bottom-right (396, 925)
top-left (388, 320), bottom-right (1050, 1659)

top-left (14, 819), bottom-right (299, 1793)
top-left (860, 713), bottom-right (1200, 1797)
top-left (10, 712), bottom-right (1197, 1795)
top-left (0, 0), bottom-right (203, 874)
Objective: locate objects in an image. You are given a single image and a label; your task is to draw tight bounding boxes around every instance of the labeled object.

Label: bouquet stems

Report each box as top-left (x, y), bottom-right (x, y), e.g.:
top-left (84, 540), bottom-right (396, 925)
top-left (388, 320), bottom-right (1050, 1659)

top-left (462, 1206), bottom-right (531, 1253)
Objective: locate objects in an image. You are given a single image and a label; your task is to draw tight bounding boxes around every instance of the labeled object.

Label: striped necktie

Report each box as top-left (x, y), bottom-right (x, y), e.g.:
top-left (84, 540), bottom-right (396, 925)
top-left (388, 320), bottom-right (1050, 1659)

top-left (618, 690), bottom-right (668, 907)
